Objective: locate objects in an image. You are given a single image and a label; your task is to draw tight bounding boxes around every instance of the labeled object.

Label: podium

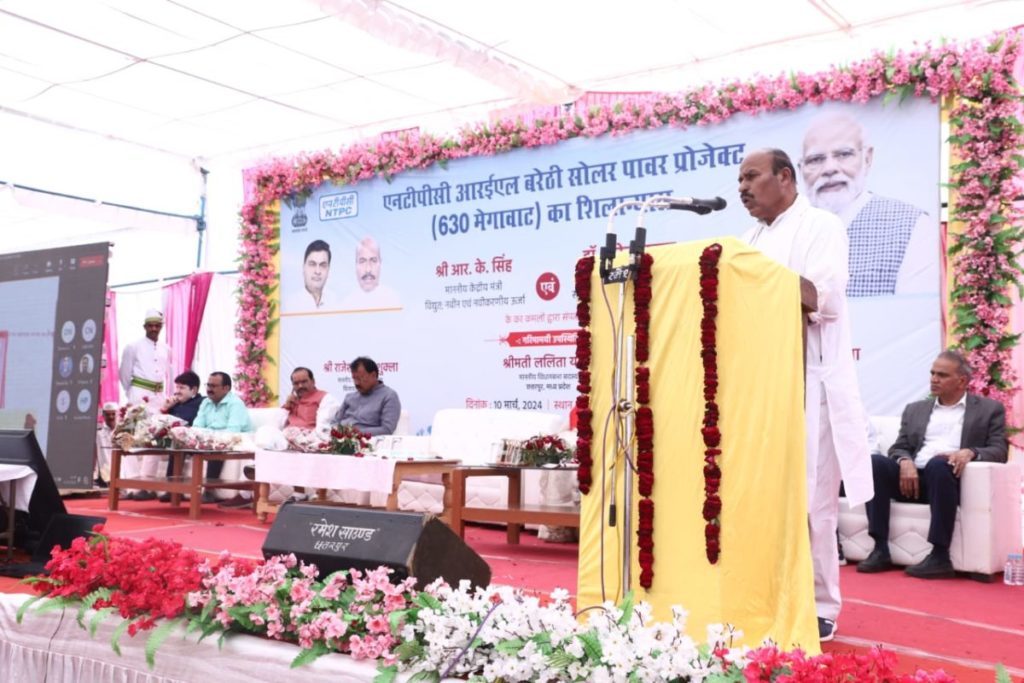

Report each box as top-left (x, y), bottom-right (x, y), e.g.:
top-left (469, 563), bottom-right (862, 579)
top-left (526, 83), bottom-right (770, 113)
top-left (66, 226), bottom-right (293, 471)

top-left (576, 237), bottom-right (819, 652)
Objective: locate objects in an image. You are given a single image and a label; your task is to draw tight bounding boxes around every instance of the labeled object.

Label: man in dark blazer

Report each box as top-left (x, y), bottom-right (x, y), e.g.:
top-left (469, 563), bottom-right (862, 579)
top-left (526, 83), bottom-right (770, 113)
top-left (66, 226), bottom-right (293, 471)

top-left (857, 350), bottom-right (1007, 578)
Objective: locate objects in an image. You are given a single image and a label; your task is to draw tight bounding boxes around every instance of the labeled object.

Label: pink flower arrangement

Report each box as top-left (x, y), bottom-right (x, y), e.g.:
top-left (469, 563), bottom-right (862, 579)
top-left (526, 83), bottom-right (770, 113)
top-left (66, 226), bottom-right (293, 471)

top-left (237, 32), bottom-right (1024, 416)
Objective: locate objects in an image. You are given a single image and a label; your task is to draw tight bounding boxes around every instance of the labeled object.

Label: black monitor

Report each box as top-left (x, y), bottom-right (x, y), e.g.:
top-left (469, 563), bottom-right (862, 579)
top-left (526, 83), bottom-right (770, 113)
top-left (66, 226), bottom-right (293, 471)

top-left (0, 429), bottom-right (67, 545)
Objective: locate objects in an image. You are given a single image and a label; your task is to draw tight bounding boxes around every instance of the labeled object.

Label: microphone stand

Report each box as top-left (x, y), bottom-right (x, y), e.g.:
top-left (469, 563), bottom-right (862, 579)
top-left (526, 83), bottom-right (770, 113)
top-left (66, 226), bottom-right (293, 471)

top-left (597, 196), bottom-right (666, 598)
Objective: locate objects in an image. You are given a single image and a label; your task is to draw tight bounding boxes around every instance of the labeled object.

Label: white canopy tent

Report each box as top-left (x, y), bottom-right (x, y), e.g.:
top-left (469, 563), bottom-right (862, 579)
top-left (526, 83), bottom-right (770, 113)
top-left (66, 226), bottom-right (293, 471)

top-left (0, 0), bottom-right (1021, 285)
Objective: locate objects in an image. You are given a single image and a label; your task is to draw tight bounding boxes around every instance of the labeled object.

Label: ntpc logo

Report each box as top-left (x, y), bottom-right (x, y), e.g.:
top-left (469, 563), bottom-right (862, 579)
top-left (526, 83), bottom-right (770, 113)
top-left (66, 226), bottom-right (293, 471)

top-left (319, 192), bottom-right (358, 220)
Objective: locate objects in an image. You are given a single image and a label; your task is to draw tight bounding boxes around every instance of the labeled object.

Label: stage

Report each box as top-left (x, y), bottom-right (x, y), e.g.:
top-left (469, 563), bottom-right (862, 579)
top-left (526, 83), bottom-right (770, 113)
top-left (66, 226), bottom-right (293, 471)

top-left (0, 495), bottom-right (1020, 682)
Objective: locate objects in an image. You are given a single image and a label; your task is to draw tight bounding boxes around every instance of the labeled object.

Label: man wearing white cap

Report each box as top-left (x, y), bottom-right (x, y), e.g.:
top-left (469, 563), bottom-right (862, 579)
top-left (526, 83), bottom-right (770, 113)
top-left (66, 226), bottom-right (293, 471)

top-left (118, 309), bottom-right (172, 500)
top-left (94, 402), bottom-right (118, 487)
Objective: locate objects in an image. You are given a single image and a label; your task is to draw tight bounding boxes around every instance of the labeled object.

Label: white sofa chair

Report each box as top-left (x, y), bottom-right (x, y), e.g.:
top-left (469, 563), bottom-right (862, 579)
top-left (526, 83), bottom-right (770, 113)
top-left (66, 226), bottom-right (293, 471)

top-left (839, 416), bottom-right (1022, 578)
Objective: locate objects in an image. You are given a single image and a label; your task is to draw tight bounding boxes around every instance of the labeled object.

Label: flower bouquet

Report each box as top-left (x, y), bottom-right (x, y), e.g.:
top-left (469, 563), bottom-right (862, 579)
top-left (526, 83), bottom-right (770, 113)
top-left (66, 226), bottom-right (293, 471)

top-left (282, 426), bottom-right (330, 453)
top-left (112, 403), bottom-right (185, 449)
top-left (519, 434), bottom-right (574, 466)
top-left (327, 425), bottom-right (373, 456)
top-left (168, 426), bottom-right (243, 451)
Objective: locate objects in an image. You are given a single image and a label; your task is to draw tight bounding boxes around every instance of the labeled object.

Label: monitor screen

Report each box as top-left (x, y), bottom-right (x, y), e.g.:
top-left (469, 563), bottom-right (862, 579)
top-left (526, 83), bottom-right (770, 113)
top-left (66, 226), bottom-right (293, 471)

top-left (0, 243), bottom-right (109, 487)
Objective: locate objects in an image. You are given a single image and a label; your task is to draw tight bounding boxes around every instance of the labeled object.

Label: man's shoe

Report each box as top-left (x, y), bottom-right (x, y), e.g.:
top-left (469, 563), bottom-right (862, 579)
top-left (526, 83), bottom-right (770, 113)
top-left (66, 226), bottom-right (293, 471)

top-left (243, 465), bottom-right (255, 481)
top-left (817, 618), bottom-right (836, 643)
top-left (856, 548), bottom-right (895, 573)
top-left (133, 490), bottom-right (157, 501)
top-left (200, 491), bottom-right (218, 504)
top-left (94, 477), bottom-right (107, 488)
top-left (905, 551), bottom-right (955, 579)
top-left (217, 495), bottom-right (252, 510)
top-left (158, 492), bottom-right (172, 503)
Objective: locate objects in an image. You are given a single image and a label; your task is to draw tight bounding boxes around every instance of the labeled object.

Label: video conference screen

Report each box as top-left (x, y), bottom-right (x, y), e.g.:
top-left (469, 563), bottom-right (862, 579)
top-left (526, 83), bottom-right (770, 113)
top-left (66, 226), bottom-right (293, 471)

top-left (0, 243), bottom-right (110, 488)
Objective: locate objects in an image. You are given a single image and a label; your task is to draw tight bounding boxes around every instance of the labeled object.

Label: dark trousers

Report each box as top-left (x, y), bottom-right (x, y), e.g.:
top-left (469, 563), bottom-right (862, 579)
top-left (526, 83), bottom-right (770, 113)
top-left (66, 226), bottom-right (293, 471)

top-left (864, 452), bottom-right (960, 550)
top-left (166, 458), bottom-right (224, 479)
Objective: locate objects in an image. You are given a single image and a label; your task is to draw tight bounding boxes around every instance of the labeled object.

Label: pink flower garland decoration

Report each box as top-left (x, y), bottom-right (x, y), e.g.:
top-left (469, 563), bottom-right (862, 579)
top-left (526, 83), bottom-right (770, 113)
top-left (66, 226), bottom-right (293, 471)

top-left (237, 32), bottom-right (1023, 413)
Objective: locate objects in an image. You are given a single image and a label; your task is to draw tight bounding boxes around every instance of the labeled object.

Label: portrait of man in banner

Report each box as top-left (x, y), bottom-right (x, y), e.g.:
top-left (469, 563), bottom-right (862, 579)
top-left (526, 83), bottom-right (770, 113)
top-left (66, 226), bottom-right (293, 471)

top-left (339, 236), bottom-right (402, 311)
top-left (286, 239), bottom-right (338, 312)
top-left (798, 113), bottom-right (939, 297)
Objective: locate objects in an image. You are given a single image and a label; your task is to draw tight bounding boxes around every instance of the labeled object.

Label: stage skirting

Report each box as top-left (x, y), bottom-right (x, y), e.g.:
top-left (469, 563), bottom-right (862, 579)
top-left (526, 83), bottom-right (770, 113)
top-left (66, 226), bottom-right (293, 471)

top-left (577, 237), bottom-right (819, 652)
top-left (0, 593), bottom-right (457, 683)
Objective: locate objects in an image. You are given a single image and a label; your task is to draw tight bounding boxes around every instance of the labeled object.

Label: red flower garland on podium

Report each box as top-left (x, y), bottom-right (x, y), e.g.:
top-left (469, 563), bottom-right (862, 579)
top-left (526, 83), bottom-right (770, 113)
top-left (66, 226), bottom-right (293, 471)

top-left (574, 256), bottom-right (595, 494)
top-left (633, 253), bottom-right (655, 588)
top-left (699, 243), bottom-right (723, 563)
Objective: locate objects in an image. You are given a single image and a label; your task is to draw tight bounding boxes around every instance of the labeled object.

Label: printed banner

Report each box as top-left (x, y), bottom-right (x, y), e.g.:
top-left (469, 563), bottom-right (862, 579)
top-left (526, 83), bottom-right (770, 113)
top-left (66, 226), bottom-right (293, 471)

top-left (277, 98), bottom-right (941, 432)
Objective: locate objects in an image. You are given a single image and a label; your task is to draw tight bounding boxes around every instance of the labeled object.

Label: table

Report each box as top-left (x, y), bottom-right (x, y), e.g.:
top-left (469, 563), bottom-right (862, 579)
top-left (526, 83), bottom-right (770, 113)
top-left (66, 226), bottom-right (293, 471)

top-left (254, 449), bottom-right (460, 523)
top-left (108, 447), bottom-right (257, 520)
top-left (0, 464), bottom-right (36, 561)
top-left (449, 465), bottom-right (580, 544)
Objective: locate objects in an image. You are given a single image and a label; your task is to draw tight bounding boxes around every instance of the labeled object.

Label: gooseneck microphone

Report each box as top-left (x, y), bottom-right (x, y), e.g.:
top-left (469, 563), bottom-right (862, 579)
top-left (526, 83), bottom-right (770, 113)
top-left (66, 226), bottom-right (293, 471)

top-left (663, 196), bottom-right (728, 214)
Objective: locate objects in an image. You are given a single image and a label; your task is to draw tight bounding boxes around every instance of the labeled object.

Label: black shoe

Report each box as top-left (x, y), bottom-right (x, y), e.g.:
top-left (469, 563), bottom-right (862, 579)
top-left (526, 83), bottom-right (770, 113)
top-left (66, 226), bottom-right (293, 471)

top-left (817, 617), bottom-right (836, 643)
top-left (158, 492), bottom-right (172, 503)
top-left (905, 551), bottom-right (955, 579)
top-left (856, 548), bottom-right (895, 573)
top-left (243, 465), bottom-right (255, 481)
top-left (94, 477), bottom-right (107, 488)
top-left (217, 495), bottom-right (252, 510)
top-left (201, 491), bottom-right (218, 504)
top-left (133, 490), bottom-right (157, 501)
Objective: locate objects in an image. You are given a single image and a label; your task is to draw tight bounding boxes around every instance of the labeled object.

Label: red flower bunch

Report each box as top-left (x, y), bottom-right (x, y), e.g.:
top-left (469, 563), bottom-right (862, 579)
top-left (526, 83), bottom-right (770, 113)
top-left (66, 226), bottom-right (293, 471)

top-left (633, 252), bottom-right (655, 588)
top-left (328, 425), bottom-right (372, 455)
top-left (32, 527), bottom-right (206, 635)
top-left (520, 434), bottom-right (573, 466)
top-left (699, 243), bottom-right (723, 563)
top-left (574, 256), bottom-right (595, 494)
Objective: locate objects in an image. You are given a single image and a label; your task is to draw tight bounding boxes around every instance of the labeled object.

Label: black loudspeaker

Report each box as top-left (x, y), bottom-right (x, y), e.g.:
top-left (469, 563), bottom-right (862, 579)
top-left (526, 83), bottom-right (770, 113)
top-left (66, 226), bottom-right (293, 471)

top-left (262, 504), bottom-right (491, 589)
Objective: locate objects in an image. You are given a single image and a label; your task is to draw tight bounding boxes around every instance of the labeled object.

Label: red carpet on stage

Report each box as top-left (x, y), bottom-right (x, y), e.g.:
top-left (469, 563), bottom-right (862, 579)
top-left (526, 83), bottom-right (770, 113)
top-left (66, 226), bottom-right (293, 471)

top-left (2, 497), bottom-right (1020, 682)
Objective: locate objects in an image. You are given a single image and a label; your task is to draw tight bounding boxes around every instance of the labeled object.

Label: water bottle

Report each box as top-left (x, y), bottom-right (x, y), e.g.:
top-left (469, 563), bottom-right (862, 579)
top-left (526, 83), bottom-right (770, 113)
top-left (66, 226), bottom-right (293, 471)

top-left (1004, 553), bottom-right (1024, 586)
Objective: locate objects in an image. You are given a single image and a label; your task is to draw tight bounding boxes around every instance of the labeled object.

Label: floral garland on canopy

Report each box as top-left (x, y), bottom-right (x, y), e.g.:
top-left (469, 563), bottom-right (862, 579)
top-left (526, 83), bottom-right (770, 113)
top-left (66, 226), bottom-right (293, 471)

top-left (237, 32), bottom-right (1024, 410)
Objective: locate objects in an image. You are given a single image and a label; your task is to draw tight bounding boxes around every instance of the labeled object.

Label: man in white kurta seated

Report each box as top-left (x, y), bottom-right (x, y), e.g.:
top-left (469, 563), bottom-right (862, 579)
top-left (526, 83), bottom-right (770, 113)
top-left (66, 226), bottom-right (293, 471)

top-left (118, 309), bottom-right (171, 500)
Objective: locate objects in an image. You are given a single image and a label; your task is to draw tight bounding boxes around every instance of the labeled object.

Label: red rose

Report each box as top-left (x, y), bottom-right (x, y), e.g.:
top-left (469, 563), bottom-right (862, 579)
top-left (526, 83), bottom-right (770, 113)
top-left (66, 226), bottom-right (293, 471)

top-left (576, 395), bottom-right (589, 410)
top-left (705, 522), bottom-right (719, 539)
top-left (705, 448), bottom-right (721, 457)
top-left (576, 302), bottom-right (590, 327)
top-left (638, 472), bottom-right (654, 496)
top-left (701, 426), bottom-right (721, 447)
top-left (639, 497), bottom-right (654, 517)
top-left (640, 567), bottom-right (654, 587)
top-left (704, 463), bottom-right (721, 478)
top-left (636, 383), bottom-right (650, 404)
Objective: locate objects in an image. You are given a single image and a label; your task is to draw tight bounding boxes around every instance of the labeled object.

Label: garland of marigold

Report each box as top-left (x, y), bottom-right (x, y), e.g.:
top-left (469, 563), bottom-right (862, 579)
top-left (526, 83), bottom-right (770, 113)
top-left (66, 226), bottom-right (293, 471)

top-left (699, 244), bottom-right (723, 563)
top-left (237, 33), bottom-right (1024, 414)
top-left (633, 253), bottom-right (655, 587)
top-left (574, 256), bottom-right (594, 493)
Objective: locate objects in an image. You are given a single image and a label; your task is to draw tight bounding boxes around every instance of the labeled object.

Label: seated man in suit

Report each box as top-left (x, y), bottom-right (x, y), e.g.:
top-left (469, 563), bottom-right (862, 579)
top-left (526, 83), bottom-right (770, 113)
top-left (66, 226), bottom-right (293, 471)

top-left (857, 350), bottom-right (1007, 578)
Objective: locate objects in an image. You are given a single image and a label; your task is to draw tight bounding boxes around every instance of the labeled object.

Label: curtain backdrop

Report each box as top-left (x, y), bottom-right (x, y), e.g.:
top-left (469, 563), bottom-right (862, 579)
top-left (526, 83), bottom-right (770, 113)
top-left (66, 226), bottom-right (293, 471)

top-left (162, 272), bottom-right (214, 379)
top-left (99, 289), bottom-right (119, 410)
top-left (192, 273), bottom-right (241, 383)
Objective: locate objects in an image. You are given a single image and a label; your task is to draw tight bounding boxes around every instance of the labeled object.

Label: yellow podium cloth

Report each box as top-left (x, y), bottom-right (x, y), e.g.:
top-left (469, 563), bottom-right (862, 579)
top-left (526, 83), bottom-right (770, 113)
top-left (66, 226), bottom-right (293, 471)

top-left (576, 236), bottom-right (819, 652)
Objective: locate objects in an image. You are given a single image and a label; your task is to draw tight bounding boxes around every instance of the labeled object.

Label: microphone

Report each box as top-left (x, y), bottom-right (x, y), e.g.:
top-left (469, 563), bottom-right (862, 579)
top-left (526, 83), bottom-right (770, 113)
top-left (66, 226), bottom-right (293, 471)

top-left (664, 196), bottom-right (727, 215)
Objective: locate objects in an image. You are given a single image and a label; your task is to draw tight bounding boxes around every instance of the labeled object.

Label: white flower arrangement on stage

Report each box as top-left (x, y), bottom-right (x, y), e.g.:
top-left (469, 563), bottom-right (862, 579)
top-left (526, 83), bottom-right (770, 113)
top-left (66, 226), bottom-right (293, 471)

top-left (168, 426), bottom-right (243, 451)
top-left (112, 404), bottom-right (185, 449)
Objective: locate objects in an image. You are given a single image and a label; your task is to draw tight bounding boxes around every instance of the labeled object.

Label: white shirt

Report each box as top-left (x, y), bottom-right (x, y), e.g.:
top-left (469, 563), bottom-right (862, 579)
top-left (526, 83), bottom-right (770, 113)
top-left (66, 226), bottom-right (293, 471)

top-left (914, 393), bottom-right (967, 469)
top-left (285, 285), bottom-right (338, 313)
top-left (339, 284), bottom-right (402, 311)
top-left (838, 191), bottom-right (938, 295)
top-left (119, 336), bottom-right (171, 391)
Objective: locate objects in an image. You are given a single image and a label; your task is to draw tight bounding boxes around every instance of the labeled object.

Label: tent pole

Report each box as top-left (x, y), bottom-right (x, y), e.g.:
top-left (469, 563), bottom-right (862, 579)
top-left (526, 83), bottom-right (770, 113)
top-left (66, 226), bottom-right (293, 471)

top-left (196, 167), bottom-right (209, 269)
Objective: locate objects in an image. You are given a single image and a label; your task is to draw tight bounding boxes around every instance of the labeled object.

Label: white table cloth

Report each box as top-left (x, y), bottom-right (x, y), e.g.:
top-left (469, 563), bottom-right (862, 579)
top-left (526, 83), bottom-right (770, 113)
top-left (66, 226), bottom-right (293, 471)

top-left (0, 463), bottom-right (36, 512)
top-left (256, 449), bottom-right (398, 494)
top-left (0, 593), bottom-right (457, 682)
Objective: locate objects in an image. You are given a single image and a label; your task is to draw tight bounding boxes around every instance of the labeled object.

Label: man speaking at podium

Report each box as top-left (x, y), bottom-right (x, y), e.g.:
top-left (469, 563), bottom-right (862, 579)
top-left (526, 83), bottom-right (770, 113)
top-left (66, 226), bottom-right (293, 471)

top-left (738, 149), bottom-right (872, 643)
